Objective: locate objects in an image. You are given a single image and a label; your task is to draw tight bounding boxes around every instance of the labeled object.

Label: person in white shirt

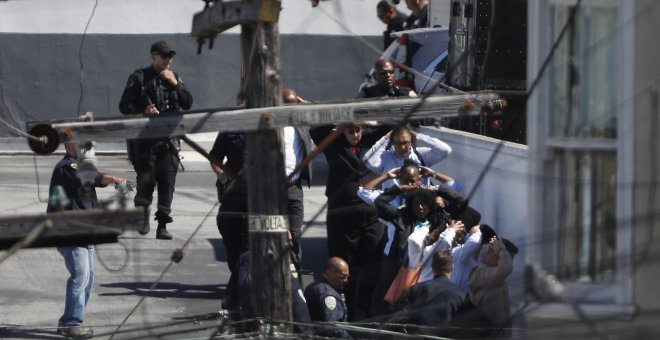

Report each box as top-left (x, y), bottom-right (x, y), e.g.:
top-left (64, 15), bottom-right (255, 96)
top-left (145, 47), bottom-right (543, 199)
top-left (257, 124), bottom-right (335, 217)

top-left (282, 89), bottom-right (314, 267)
top-left (407, 216), bottom-right (464, 283)
top-left (362, 125), bottom-right (452, 191)
top-left (448, 206), bottom-right (483, 292)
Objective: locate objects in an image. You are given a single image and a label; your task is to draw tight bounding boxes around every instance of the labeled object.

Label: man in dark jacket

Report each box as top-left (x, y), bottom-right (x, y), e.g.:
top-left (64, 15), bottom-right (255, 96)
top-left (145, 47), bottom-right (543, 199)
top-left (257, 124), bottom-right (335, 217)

top-left (377, 0), bottom-right (408, 49)
top-left (310, 122), bottom-right (389, 320)
top-left (119, 40), bottom-right (193, 240)
top-left (357, 58), bottom-right (416, 98)
top-left (404, 0), bottom-right (429, 29)
top-left (304, 257), bottom-right (351, 338)
top-left (389, 250), bottom-right (467, 335)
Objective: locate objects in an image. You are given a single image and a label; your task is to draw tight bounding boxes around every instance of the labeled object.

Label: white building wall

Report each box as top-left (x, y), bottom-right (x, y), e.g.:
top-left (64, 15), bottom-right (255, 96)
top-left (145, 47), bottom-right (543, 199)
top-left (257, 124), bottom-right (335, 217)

top-left (421, 126), bottom-right (529, 304)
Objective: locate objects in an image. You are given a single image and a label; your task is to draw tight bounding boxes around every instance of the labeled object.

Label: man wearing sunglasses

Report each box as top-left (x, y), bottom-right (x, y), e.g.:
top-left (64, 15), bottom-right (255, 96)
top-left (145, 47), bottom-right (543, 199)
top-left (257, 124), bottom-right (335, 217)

top-left (119, 40), bottom-right (193, 240)
top-left (363, 125), bottom-right (453, 192)
top-left (357, 58), bottom-right (416, 99)
top-left (304, 257), bottom-right (351, 338)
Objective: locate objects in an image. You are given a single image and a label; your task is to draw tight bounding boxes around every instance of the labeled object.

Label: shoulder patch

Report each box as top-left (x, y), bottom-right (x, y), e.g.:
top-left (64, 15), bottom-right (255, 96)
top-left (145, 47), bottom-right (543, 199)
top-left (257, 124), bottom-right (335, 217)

top-left (324, 296), bottom-right (337, 310)
top-left (69, 162), bottom-right (78, 170)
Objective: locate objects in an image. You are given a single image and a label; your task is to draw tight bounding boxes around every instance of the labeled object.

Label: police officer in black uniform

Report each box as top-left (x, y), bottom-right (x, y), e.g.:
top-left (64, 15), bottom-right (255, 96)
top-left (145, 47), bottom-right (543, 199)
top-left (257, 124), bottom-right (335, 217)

top-left (119, 40), bottom-right (193, 240)
top-left (357, 58), bottom-right (416, 99)
top-left (209, 131), bottom-right (248, 309)
top-left (304, 257), bottom-right (351, 338)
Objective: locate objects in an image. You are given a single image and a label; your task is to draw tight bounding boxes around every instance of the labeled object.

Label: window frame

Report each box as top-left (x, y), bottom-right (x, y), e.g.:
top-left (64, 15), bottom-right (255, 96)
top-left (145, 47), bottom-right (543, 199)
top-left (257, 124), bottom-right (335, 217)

top-left (527, 0), bottom-right (635, 311)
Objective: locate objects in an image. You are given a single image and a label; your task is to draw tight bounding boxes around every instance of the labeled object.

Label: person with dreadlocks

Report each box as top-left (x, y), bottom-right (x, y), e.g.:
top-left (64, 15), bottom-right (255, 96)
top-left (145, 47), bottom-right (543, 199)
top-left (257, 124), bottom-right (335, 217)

top-left (369, 160), bottom-right (468, 315)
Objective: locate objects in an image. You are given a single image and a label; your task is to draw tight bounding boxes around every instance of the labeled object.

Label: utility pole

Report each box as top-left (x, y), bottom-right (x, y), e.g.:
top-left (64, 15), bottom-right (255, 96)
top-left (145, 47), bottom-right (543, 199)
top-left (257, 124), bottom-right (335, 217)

top-left (191, 0), bottom-right (291, 332)
top-left (241, 20), bottom-right (292, 331)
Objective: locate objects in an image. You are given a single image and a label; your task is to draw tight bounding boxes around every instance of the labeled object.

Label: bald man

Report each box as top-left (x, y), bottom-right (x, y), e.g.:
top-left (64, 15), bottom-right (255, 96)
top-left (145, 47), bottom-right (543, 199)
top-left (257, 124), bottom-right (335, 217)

top-left (304, 257), bottom-right (351, 338)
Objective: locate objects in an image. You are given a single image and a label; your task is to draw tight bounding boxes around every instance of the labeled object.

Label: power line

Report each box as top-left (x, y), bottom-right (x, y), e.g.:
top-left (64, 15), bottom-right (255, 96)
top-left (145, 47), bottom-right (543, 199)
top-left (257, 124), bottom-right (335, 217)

top-left (108, 200), bottom-right (219, 340)
top-left (75, 0), bottom-right (100, 118)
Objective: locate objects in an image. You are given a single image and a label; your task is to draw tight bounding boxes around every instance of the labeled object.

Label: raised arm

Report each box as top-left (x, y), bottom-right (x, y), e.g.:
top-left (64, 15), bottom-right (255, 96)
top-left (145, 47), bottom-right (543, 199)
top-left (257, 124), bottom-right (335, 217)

top-left (363, 167), bottom-right (399, 190)
top-left (374, 185), bottom-right (403, 222)
top-left (173, 72), bottom-right (193, 110)
top-left (414, 132), bottom-right (452, 166)
top-left (469, 239), bottom-right (513, 289)
top-left (362, 132), bottom-right (391, 174)
top-left (358, 168), bottom-right (398, 206)
top-left (420, 165), bottom-right (455, 187)
top-left (452, 226), bottom-right (482, 265)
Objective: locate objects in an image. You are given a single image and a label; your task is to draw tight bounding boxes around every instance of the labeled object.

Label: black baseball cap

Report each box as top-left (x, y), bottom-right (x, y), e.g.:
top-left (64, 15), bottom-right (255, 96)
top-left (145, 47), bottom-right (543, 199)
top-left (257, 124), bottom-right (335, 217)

top-left (150, 41), bottom-right (176, 57)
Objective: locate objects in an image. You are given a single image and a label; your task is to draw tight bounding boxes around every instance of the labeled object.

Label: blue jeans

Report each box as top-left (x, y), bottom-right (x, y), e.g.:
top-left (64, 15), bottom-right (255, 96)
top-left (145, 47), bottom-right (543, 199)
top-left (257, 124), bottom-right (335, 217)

top-left (57, 245), bottom-right (94, 327)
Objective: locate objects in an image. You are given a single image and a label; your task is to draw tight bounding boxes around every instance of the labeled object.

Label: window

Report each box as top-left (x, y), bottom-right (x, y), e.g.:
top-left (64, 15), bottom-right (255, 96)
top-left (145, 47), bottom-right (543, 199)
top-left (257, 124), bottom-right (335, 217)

top-left (550, 5), bottom-right (619, 139)
top-left (557, 149), bottom-right (617, 282)
top-left (549, 3), bottom-right (620, 283)
top-left (529, 0), bottom-right (634, 307)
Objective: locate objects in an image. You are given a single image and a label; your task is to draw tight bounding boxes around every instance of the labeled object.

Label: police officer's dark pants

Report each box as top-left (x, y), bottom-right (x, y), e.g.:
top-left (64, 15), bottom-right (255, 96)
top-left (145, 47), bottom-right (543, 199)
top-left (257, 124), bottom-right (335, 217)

top-left (217, 188), bottom-right (249, 308)
top-left (217, 189), bottom-right (249, 273)
top-left (326, 201), bottom-right (384, 320)
top-left (133, 144), bottom-right (179, 225)
top-left (287, 184), bottom-right (304, 269)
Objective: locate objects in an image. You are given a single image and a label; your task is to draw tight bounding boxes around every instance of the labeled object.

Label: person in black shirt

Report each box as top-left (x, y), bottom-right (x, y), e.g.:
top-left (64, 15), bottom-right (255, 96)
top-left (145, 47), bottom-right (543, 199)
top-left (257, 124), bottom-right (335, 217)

top-left (404, 0), bottom-right (429, 29)
top-left (377, 0), bottom-right (408, 50)
top-left (310, 122), bottom-right (389, 320)
top-left (209, 131), bottom-right (248, 309)
top-left (357, 58), bottom-right (416, 99)
top-left (49, 143), bottom-right (131, 339)
top-left (118, 40), bottom-right (193, 240)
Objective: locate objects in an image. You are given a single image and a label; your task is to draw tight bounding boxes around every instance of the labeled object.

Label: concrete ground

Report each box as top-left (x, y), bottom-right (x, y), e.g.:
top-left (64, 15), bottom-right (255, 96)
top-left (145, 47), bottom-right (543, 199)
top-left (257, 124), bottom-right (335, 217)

top-left (0, 153), bottom-right (330, 339)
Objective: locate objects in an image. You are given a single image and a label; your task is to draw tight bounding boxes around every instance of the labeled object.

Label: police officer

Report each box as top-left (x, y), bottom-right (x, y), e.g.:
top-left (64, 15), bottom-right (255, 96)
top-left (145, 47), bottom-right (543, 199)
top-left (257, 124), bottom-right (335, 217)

top-left (304, 257), bottom-right (351, 338)
top-left (209, 130), bottom-right (248, 309)
top-left (119, 40), bottom-right (193, 239)
top-left (357, 58), bottom-right (416, 98)
top-left (49, 143), bottom-right (131, 339)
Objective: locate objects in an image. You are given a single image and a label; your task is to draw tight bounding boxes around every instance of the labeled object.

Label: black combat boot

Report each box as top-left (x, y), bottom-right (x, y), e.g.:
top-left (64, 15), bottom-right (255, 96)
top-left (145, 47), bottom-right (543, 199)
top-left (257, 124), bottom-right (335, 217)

top-left (137, 207), bottom-right (150, 235)
top-left (156, 224), bottom-right (173, 240)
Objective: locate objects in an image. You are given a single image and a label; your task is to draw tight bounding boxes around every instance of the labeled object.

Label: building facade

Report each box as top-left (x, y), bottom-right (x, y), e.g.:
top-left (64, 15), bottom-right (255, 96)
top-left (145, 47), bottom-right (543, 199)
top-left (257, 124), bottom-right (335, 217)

top-left (527, 0), bottom-right (660, 338)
